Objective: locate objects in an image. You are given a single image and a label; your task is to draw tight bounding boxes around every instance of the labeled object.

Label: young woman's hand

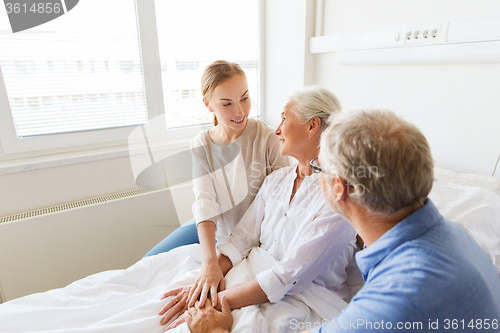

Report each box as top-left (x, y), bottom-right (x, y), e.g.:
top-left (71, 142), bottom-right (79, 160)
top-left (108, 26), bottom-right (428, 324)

top-left (187, 261), bottom-right (225, 308)
top-left (158, 285), bottom-right (192, 326)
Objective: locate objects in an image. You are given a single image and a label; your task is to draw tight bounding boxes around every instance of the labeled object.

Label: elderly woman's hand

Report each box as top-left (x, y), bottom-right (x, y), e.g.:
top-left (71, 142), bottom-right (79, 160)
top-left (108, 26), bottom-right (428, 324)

top-left (166, 297), bottom-right (233, 333)
top-left (158, 285), bottom-right (192, 326)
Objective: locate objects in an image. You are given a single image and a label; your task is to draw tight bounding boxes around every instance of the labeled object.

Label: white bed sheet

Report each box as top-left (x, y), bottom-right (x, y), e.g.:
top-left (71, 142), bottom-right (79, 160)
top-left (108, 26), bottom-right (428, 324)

top-left (0, 244), bottom-right (347, 333)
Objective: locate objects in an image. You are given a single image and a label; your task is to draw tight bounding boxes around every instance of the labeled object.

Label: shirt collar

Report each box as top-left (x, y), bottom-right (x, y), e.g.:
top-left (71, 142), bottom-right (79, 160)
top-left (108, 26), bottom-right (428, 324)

top-left (355, 199), bottom-right (442, 280)
top-left (290, 164), bottom-right (319, 182)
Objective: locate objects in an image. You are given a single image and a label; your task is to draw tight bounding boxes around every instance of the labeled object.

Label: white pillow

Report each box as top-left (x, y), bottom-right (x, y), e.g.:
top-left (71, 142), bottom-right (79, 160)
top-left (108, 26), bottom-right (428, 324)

top-left (434, 167), bottom-right (500, 197)
top-left (429, 179), bottom-right (500, 269)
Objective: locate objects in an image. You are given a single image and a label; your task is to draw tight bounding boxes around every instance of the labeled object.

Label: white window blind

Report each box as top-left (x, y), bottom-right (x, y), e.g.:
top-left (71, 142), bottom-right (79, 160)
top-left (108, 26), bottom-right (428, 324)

top-left (155, 0), bottom-right (261, 129)
top-left (0, 0), bottom-right (147, 138)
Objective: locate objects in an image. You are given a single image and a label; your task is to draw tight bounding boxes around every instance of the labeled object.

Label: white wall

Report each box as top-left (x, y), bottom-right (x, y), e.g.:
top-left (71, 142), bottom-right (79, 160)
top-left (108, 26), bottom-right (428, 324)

top-left (264, 0), bottom-right (316, 127)
top-left (0, 155), bottom-right (138, 217)
top-left (315, 0), bottom-right (500, 176)
top-left (0, 135), bottom-right (193, 219)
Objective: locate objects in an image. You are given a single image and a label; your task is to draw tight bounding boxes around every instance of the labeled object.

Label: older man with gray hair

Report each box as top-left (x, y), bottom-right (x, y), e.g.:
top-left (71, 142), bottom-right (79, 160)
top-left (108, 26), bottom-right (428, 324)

top-left (309, 108), bottom-right (500, 332)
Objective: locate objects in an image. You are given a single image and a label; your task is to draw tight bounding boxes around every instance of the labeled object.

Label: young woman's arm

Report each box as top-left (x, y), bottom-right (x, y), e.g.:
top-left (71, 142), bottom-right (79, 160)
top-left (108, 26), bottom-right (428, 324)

top-left (190, 180), bottom-right (270, 311)
top-left (187, 221), bottom-right (225, 308)
top-left (187, 136), bottom-right (228, 308)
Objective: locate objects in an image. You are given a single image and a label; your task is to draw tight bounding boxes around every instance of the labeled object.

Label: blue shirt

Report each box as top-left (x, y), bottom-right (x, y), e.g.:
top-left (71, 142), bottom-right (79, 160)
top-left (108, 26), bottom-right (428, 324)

top-left (315, 199), bottom-right (500, 332)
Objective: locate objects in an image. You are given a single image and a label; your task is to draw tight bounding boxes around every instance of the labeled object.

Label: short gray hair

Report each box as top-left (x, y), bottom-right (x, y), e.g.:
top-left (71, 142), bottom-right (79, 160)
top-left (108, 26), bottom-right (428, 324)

top-left (320, 108), bottom-right (434, 215)
top-left (288, 86), bottom-right (342, 131)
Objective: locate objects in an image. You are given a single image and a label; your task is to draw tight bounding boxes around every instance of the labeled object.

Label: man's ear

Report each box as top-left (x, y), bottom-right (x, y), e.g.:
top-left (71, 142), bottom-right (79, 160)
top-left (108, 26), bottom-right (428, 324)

top-left (333, 175), bottom-right (349, 202)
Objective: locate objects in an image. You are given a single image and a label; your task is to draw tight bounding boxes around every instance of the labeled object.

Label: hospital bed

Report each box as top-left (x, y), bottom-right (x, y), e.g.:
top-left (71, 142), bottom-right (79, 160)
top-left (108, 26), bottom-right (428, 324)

top-left (0, 167), bottom-right (499, 333)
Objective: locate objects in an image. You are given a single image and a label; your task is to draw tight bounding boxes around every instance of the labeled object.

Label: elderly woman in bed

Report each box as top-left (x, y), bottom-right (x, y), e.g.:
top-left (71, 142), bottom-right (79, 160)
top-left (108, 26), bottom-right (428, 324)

top-left (159, 86), bottom-right (357, 329)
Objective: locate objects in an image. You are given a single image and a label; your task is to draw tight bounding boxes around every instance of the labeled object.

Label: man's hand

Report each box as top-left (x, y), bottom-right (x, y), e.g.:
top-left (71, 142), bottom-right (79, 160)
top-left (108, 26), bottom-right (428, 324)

top-left (185, 296), bottom-right (233, 333)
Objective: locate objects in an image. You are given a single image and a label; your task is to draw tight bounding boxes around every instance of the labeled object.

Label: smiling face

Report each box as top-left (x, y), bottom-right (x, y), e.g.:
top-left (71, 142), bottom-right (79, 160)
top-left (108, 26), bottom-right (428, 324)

top-left (274, 102), bottom-right (310, 159)
top-left (205, 74), bottom-right (250, 134)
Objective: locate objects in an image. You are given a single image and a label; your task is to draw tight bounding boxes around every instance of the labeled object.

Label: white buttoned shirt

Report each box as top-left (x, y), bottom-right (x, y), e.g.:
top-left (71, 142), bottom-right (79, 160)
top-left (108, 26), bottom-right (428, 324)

top-left (217, 165), bottom-right (357, 303)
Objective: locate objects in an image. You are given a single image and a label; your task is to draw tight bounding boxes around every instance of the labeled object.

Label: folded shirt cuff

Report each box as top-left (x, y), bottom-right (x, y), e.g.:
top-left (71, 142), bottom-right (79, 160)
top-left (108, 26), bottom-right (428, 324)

top-left (217, 242), bottom-right (243, 267)
top-left (256, 268), bottom-right (294, 303)
top-left (195, 219), bottom-right (215, 227)
top-left (192, 203), bottom-right (221, 225)
top-left (193, 210), bottom-right (217, 226)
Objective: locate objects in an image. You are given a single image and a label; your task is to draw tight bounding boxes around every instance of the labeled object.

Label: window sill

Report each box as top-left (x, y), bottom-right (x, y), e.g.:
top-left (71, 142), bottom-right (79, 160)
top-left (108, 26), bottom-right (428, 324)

top-left (0, 138), bottom-right (191, 176)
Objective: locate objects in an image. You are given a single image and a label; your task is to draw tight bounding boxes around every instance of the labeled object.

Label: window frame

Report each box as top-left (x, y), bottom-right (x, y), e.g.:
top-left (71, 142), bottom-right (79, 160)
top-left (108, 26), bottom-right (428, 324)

top-left (0, 0), bottom-right (264, 157)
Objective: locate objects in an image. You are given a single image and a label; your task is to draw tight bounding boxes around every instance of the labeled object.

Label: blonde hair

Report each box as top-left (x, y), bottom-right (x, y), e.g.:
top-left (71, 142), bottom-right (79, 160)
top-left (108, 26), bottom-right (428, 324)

top-left (201, 60), bottom-right (246, 126)
top-left (320, 108), bottom-right (434, 215)
top-left (288, 86), bottom-right (342, 131)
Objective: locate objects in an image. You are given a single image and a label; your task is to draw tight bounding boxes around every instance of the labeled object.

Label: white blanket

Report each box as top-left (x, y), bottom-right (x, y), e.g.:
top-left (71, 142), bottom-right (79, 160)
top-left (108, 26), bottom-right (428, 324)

top-left (0, 244), bottom-right (347, 333)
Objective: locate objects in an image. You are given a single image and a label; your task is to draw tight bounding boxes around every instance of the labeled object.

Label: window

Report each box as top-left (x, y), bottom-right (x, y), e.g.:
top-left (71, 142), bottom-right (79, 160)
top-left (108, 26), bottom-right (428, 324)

top-left (0, 0), bottom-right (147, 139)
top-left (155, 0), bottom-right (261, 129)
top-left (176, 61), bottom-right (200, 71)
top-left (0, 0), bottom-right (262, 155)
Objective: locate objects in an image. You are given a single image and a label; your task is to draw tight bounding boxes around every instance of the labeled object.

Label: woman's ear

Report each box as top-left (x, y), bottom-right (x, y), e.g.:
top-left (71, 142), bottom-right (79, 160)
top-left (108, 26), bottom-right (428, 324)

top-left (203, 98), bottom-right (213, 112)
top-left (308, 117), bottom-right (322, 138)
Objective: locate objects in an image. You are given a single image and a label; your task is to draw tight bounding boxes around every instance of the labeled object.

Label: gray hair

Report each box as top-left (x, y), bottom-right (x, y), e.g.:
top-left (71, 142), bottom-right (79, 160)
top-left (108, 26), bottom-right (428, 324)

top-left (288, 86), bottom-right (342, 131)
top-left (319, 108), bottom-right (434, 215)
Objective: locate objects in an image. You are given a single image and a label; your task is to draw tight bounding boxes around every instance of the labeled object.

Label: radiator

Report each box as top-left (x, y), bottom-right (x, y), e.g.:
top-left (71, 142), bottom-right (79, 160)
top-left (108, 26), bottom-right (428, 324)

top-left (0, 183), bottom-right (195, 303)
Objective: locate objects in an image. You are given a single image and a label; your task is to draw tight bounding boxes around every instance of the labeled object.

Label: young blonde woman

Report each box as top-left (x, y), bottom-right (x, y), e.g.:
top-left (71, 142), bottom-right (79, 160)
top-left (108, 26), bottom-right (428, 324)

top-left (145, 60), bottom-right (289, 315)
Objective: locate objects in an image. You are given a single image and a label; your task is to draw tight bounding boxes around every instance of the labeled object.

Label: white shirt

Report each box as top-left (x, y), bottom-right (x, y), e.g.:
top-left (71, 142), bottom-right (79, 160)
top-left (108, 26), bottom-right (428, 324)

top-left (217, 165), bottom-right (357, 303)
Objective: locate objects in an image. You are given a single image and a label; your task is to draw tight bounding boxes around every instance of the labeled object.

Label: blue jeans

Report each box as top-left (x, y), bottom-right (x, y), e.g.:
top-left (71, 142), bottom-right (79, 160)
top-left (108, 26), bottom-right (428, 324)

top-left (143, 218), bottom-right (199, 257)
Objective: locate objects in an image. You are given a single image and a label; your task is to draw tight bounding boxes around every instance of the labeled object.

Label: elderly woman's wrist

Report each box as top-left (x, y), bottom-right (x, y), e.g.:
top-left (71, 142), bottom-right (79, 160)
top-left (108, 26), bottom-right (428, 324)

top-left (215, 291), bottom-right (230, 311)
top-left (217, 253), bottom-right (233, 275)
